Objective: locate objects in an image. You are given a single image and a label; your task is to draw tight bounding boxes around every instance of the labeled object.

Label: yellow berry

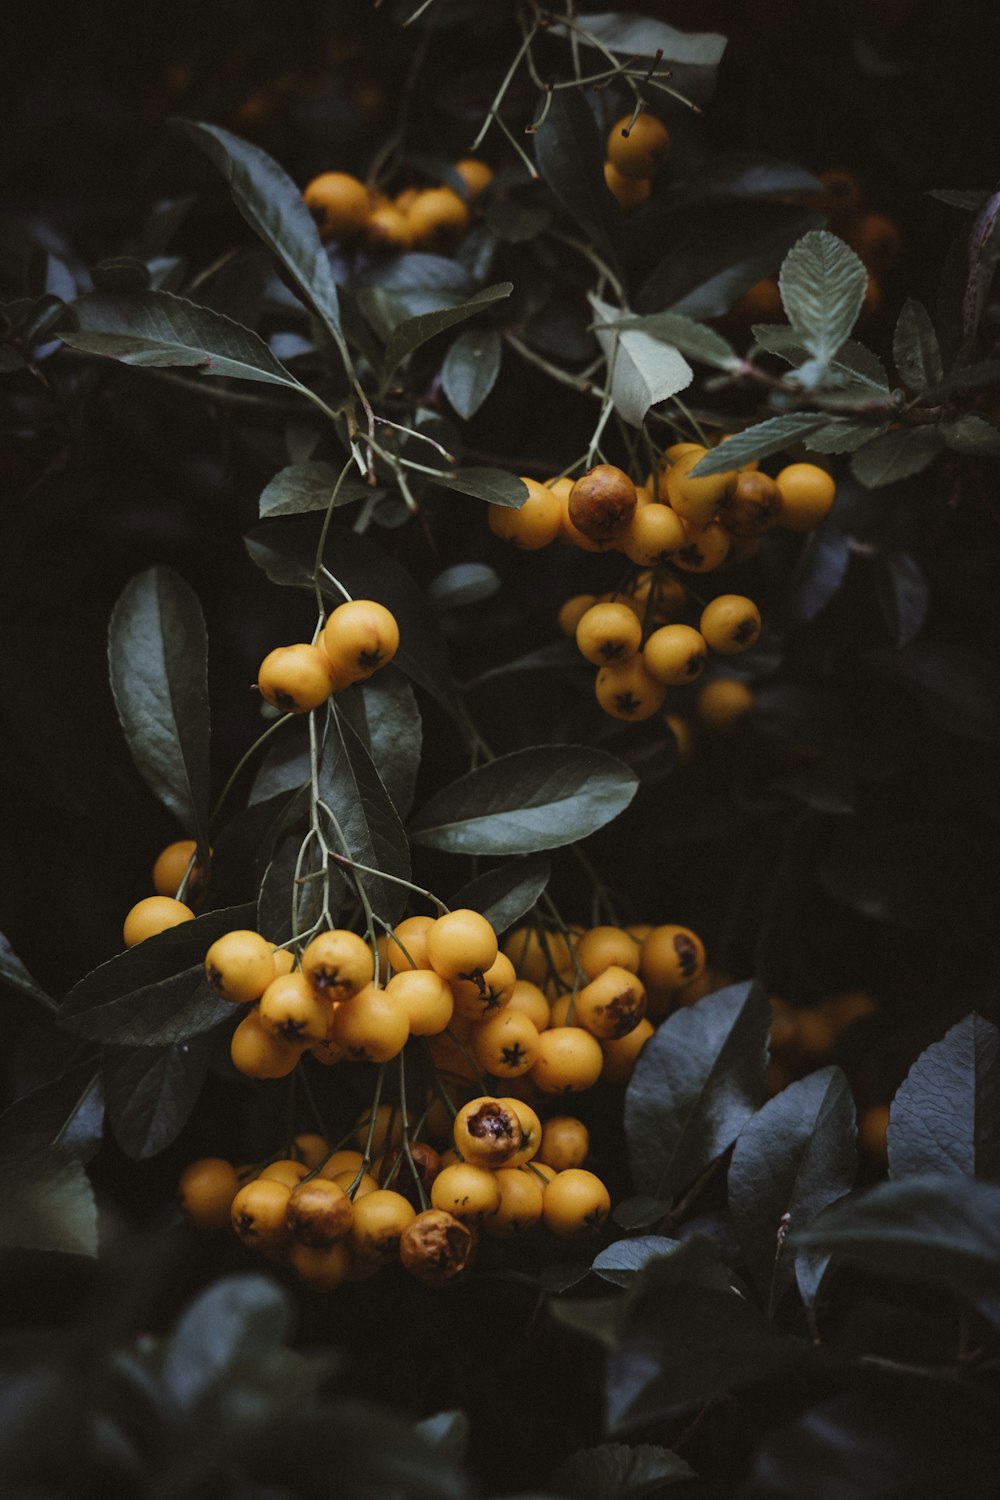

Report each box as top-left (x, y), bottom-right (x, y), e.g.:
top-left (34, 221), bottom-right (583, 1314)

top-left (303, 172), bottom-right (370, 239)
top-left (775, 463), bottom-right (837, 532)
top-left (453, 157), bottom-right (493, 201)
top-left (383, 967), bottom-right (454, 1036)
top-left (152, 839), bottom-right (205, 901)
top-left (473, 1009), bottom-right (541, 1077)
top-left (594, 657), bottom-right (668, 721)
top-left (640, 925), bottom-right (706, 989)
top-left (258, 643), bottom-right (333, 713)
top-left (483, 1167), bottom-right (545, 1237)
top-left (329, 984), bottom-right (409, 1063)
top-left (488, 477), bottom-right (563, 550)
top-left (531, 1027), bottom-right (604, 1093)
top-left (258, 971), bottom-right (332, 1045)
top-left (426, 909), bottom-right (499, 983)
top-left (666, 449), bottom-right (737, 525)
top-left (431, 1162), bottom-right (502, 1224)
top-left (542, 1169), bottom-right (611, 1236)
top-left (123, 896), bottom-right (194, 949)
top-left (453, 1096), bottom-right (523, 1168)
top-left (606, 112), bottom-right (670, 179)
top-left (301, 929), bottom-right (375, 1002)
top-left (696, 677), bottom-right (755, 731)
top-left (603, 161), bottom-right (652, 211)
top-left (230, 1008), bottom-right (303, 1079)
top-left (601, 1017), bottom-right (655, 1083)
top-left (575, 926), bottom-right (640, 980)
top-left (406, 187), bottom-right (469, 246)
top-left (699, 595), bottom-right (762, 655)
top-left (621, 503), bottom-right (687, 566)
top-left (178, 1157), bottom-right (239, 1230)
top-left (574, 965), bottom-right (647, 1040)
top-left (643, 624), bottom-right (709, 686)
top-left (537, 1116), bottom-right (589, 1172)
top-left (205, 929), bottom-right (277, 1004)
top-left (349, 1189), bottom-right (416, 1259)
top-left (231, 1178), bottom-right (291, 1250)
top-left (575, 602), bottom-right (643, 667)
top-left (322, 600), bottom-right (399, 683)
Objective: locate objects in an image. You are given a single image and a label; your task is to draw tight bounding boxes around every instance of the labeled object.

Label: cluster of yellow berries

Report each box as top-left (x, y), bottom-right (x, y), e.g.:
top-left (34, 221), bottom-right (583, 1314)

top-left (603, 109), bottom-right (670, 214)
top-left (257, 598), bottom-right (399, 715)
top-left (302, 158), bottom-right (493, 252)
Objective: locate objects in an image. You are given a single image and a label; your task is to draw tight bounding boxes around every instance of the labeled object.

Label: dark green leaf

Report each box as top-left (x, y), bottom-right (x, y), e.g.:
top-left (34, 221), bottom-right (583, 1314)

top-left (321, 710), bottom-right (411, 925)
top-left (612, 1195), bottom-right (670, 1229)
top-left (924, 359), bottom-right (1000, 399)
top-left (0, 1067), bottom-right (103, 1162)
top-left (258, 830), bottom-right (332, 948)
top-left (534, 90), bottom-right (621, 271)
top-left (592, 1236), bottom-right (681, 1287)
top-left (851, 427), bottom-right (944, 488)
top-left (0, 1142), bottom-right (98, 1256)
top-left (752, 327), bottom-right (891, 394)
top-left (441, 328), bottom-right (502, 419)
top-left (888, 1014), bottom-right (1000, 1182)
top-left (892, 298), bottom-right (944, 392)
top-left (558, 12), bottom-right (726, 63)
top-left (960, 191), bottom-right (1000, 355)
top-left (177, 121), bottom-right (343, 343)
top-left (867, 641), bottom-right (1000, 746)
top-left (381, 283), bottom-right (512, 386)
top-left (427, 467), bottom-right (529, 507)
top-left (162, 1273), bottom-right (293, 1409)
top-left (604, 310), bottom-right (738, 370)
top-left (807, 419), bottom-right (889, 454)
top-left (792, 1173), bottom-right (1000, 1301)
top-left (690, 414), bottom-right (827, 476)
top-left (940, 413), bottom-right (1000, 455)
top-left (464, 639), bottom-right (580, 688)
top-left (59, 290), bottom-right (302, 388)
top-left (874, 551), bottom-right (927, 645)
top-left (929, 189), bottom-right (990, 211)
top-left (787, 528), bottom-right (850, 624)
top-left (103, 1035), bottom-right (213, 1159)
top-left (59, 903), bottom-right (255, 1045)
top-left (248, 730), bottom-right (309, 807)
top-left (0, 932), bottom-right (53, 1009)
top-left (778, 231), bottom-right (868, 371)
top-left (817, 822), bottom-right (984, 928)
top-left (108, 567), bottom-right (211, 843)
top-left (409, 746), bottom-right (638, 856)
top-left (591, 295), bottom-right (693, 426)
top-left (548, 1442), bottom-right (693, 1499)
top-left (729, 1066), bottom-right (857, 1312)
top-left (429, 563), bottom-right (500, 610)
top-left (352, 668), bottom-right (423, 821)
top-left (259, 462), bottom-right (371, 519)
top-left (448, 853), bottom-right (551, 936)
top-left (625, 980), bottom-right (771, 1201)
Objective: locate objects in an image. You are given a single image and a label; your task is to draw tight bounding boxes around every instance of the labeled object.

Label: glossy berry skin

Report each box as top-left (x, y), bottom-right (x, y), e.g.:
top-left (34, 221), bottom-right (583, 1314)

top-left (386, 915), bottom-right (436, 972)
top-left (178, 1158), bottom-right (239, 1230)
top-left (774, 464), bottom-right (837, 532)
top-left (152, 840), bottom-right (204, 900)
top-left (483, 1167), bottom-right (545, 1237)
top-left (399, 1209), bottom-right (474, 1284)
top-left (622, 503), bottom-right (686, 566)
top-left (640, 925), bottom-right (706, 990)
top-left (231, 1178), bottom-right (292, 1250)
top-left (453, 1097), bottom-right (523, 1168)
top-left (322, 600), bottom-right (399, 682)
top-left (349, 1189), bottom-right (417, 1259)
top-left (230, 1008), bottom-right (303, 1079)
top-left (666, 449), bottom-right (737, 525)
top-left (258, 644), bottom-right (333, 713)
top-left (303, 172), bottom-right (370, 239)
top-left (205, 929), bottom-right (276, 1004)
top-left (568, 464), bottom-right (637, 543)
top-left (537, 1116), bottom-right (590, 1173)
top-left (531, 1027), bottom-right (604, 1093)
top-left (426, 909), bottom-right (498, 982)
top-left (606, 112), bottom-right (670, 179)
top-left (258, 1159), bottom-right (309, 1189)
top-left (431, 1162), bottom-right (502, 1224)
top-left (384, 967), bottom-right (454, 1036)
top-left (574, 965), bottom-right (647, 1040)
top-left (575, 602), bottom-right (642, 667)
top-left (672, 521), bottom-right (732, 573)
top-left (700, 595), bottom-right (762, 655)
top-left (543, 1169), bottom-right (612, 1237)
top-left (473, 1009), bottom-right (541, 1077)
top-left (601, 1017), bottom-right (655, 1083)
top-left (718, 471), bottom-right (783, 538)
top-left (504, 979), bottom-right (551, 1032)
top-left (301, 929), bottom-right (375, 1002)
top-left (558, 594), bottom-right (598, 638)
top-left (576, 926), bottom-right (640, 980)
top-left (488, 478), bottom-right (563, 549)
top-left (450, 952), bottom-right (516, 1021)
top-left (258, 972), bottom-right (331, 1045)
top-left (643, 625), bottom-right (708, 686)
top-left (329, 984), bottom-right (409, 1063)
top-left (123, 896), bottom-right (194, 949)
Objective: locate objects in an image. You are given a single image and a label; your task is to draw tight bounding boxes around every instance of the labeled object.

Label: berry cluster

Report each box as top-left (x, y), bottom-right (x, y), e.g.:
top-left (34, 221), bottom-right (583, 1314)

top-left (302, 158), bottom-right (492, 253)
top-left (602, 109), bottom-right (671, 213)
top-left (258, 598), bottom-right (400, 715)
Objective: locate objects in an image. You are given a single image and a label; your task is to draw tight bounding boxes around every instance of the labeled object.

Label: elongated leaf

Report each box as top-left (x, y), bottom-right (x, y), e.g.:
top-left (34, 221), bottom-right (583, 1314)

top-left (690, 414), bottom-right (827, 476)
top-left (103, 1035), bottom-right (213, 1158)
top-left (606, 310), bottom-right (739, 370)
top-left (322, 711), bottom-right (411, 924)
top-left (893, 298), bottom-right (944, 392)
top-left (793, 1173), bottom-right (1000, 1301)
top-left (548, 1442), bottom-right (693, 1499)
top-left (177, 122), bottom-right (344, 343)
top-left (0, 1142), bottom-right (97, 1256)
top-left (448, 853), bottom-right (551, 935)
top-left (867, 641), bottom-right (1000, 746)
top-left (60, 290), bottom-right (302, 388)
top-left (163, 1273), bottom-right (293, 1410)
top-left (108, 567), bottom-right (211, 843)
top-left (534, 89), bottom-right (621, 271)
top-left (851, 427), bottom-right (944, 488)
top-left (888, 1014), bottom-right (1000, 1181)
top-left (59, 902), bottom-right (255, 1045)
top-left (0, 1066), bottom-right (104, 1162)
top-left (941, 413), bottom-right (1000, 455)
top-left (729, 1066), bottom-right (857, 1312)
top-left (778, 231), bottom-right (867, 370)
top-left (625, 980), bottom-right (771, 1201)
top-left (592, 1236), bottom-right (681, 1288)
top-left (427, 467), bottom-right (528, 507)
top-left (807, 419), bottom-right (889, 454)
top-left (0, 932), bottom-right (53, 1009)
top-left (441, 328), bottom-right (502, 419)
top-left (409, 746), bottom-right (638, 857)
top-left (591, 295), bottom-right (693, 427)
top-left (874, 551), bottom-right (927, 645)
top-left (752, 327), bottom-right (891, 394)
top-left (353, 668), bottom-right (422, 820)
top-left (381, 283), bottom-right (512, 386)
top-left (259, 462), bottom-right (371, 519)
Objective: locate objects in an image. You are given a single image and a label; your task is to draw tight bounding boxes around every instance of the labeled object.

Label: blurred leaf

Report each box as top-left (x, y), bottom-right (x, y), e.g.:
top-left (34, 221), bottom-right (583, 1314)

top-left (752, 327), bottom-right (890, 395)
top-left (867, 641), bottom-right (1000, 746)
top-left (940, 413), bottom-right (1000, 455)
top-left (448, 853), bottom-right (551, 936)
top-left (892, 298), bottom-right (944, 392)
top-left (592, 1236), bottom-right (681, 1287)
top-left (787, 527), bottom-right (850, 624)
top-left (0, 932), bottom-right (53, 1009)
top-left (591, 295), bottom-right (693, 426)
top-left (441, 328), bottom-right (502, 418)
top-left (961, 190), bottom-right (1000, 354)
top-left (929, 189), bottom-right (990, 211)
top-left (322, 711), bottom-right (411, 925)
top-left (888, 1014), bottom-right (1000, 1181)
top-left (162, 1273), bottom-right (293, 1410)
top-left (103, 1035), bottom-right (213, 1159)
top-left (465, 639), bottom-right (580, 688)
top-left (793, 1173), bottom-right (1000, 1301)
top-left (548, 1442), bottom-right (693, 1499)
top-left (729, 1066), bottom-right (857, 1313)
top-left (0, 1066), bottom-right (103, 1162)
top-left (874, 551), bottom-right (927, 645)
top-left (259, 462), bottom-right (371, 518)
top-left (606, 309), bottom-right (738, 370)
top-left (557, 12), bottom-right (726, 63)
top-left (429, 564), bottom-right (500, 610)
top-left (612, 1196), bottom-right (671, 1230)
top-left (534, 90), bottom-right (621, 271)
top-left (60, 290), bottom-right (302, 388)
top-left (59, 903), bottom-right (254, 1045)
top-left (0, 1142), bottom-right (97, 1256)
top-left (690, 414), bottom-right (827, 476)
top-left (427, 468), bottom-right (529, 507)
top-left (381, 283), bottom-right (512, 385)
top-left (108, 567), bottom-right (211, 844)
top-left (851, 427), bottom-right (944, 488)
top-left (924, 358), bottom-right (1000, 399)
top-left (778, 232), bottom-right (867, 373)
top-left (177, 121), bottom-right (343, 343)
top-left (625, 980), bottom-right (771, 1201)
top-left (818, 822), bottom-right (985, 928)
top-left (415, 1410), bottom-right (470, 1465)
top-left (409, 746), bottom-right (639, 856)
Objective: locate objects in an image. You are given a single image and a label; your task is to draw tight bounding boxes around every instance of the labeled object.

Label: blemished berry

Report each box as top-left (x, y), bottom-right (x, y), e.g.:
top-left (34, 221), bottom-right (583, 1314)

top-left (488, 477), bottom-right (563, 549)
top-left (205, 929), bottom-right (276, 1004)
top-left (329, 984), bottom-right (409, 1063)
top-left (574, 965), bottom-right (647, 1040)
top-left (603, 161), bottom-right (652, 212)
top-left (640, 924), bottom-right (706, 989)
top-left (531, 1027), bottom-right (604, 1093)
top-left (537, 1116), bottom-right (589, 1173)
top-left (406, 187), bottom-right (470, 246)
top-left (152, 839), bottom-right (205, 901)
top-left (383, 968), bottom-right (454, 1036)
top-left (431, 1162), bottom-right (502, 1224)
top-left (601, 1017), bottom-right (655, 1083)
top-left (483, 1167), bottom-right (545, 1237)
top-left (696, 676), bottom-right (755, 730)
top-left (543, 1169), bottom-right (612, 1236)
top-left (774, 463), bottom-right (837, 532)
top-left (123, 896), bottom-right (194, 948)
top-left (594, 657), bottom-right (668, 722)
top-left (606, 112), bottom-right (671, 179)
top-left (426, 909), bottom-right (498, 982)
top-left (700, 595), bottom-right (762, 655)
top-left (258, 643), bottom-right (334, 713)
top-left (453, 1096), bottom-right (523, 1168)
top-left (568, 464), bottom-right (637, 543)
top-left (301, 929), bottom-right (375, 1002)
top-left (718, 470), bottom-right (783, 538)
top-left (399, 1208), bottom-right (474, 1284)
top-left (643, 624), bottom-right (709, 686)
top-left (666, 449), bottom-right (738, 525)
top-left (302, 172), bottom-right (370, 239)
top-left (178, 1158), bottom-right (239, 1231)
top-left (287, 1178), bottom-right (353, 1247)
top-left (500, 1097), bottom-right (542, 1168)
top-left (322, 600), bottom-right (400, 682)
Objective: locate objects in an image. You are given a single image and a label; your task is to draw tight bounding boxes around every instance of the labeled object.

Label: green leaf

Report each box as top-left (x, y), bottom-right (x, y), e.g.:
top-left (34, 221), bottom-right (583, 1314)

top-left (428, 563), bottom-right (499, 610)
top-left (381, 283), bottom-right (512, 386)
top-left (558, 12), bottom-right (726, 64)
top-left (778, 231), bottom-right (868, 370)
top-left (888, 1014), bottom-right (1000, 1181)
top-left (59, 290), bottom-right (302, 388)
top-left (108, 567), bottom-right (211, 844)
top-left (940, 413), bottom-right (1000, 455)
top-left (177, 121), bottom-right (344, 343)
top-left (548, 1442), bottom-right (693, 1499)
top-left (258, 829), bottom-right (333, 948)
top-left (448, 853), bottom-right (551, 936)
top-left (0, 1142), bottom-right (98, 1256)
top-left (729, 1066), bottom-right (857, 1313)
top-left (0, 931), bottom-right (53, 1009)
top-left (350, 668), bottom-right (423, 821)
top-left (441, 327), bottom-right (502, 418)
top-left (427, 467), bottom-right (529, 507)
top-left (792, 1173), bottom-right (1000, 1302)
top-left (690, 414), bottom-right (827, 476)
top-left (605, 309), bottom-right (739, 371)
top-left (162, 1273), bottom-right (293, 1410)
top-left (409, 746), bottom-right (639, 857)
top-left (0, 1067), bottom-right (104, 1162)
top-left (103, 1035), bottom-right (214, 1159)
top-left (752, 327), bottom-right (891, 394)
top-left (874, 551), bottom-right (927, 645)
top-left (625, 980), bottom-right (771, 1201)
top-left (850, 427), bottom-right (944, 488)
top-left (807, 419), bottom-right (889, 454)
top-left (259, 462), bottom-right (371, 519)
top-left (592, 1236), bottom-right (681, 1288)
top-left (534, 90), bottom-right (622, 272)
top-left (867, 641), bottom-right (1000, 746)
top-left (590, 295), bottom-right (693, 427)
top-left (892, 298), bottom-right (944, 392)
top-left (321, 711), bottom-right (411, 925)
top-left (612, 1195), bottom-right (670, 1230)
top-left (59, 902), bottom-right (255, 1045)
